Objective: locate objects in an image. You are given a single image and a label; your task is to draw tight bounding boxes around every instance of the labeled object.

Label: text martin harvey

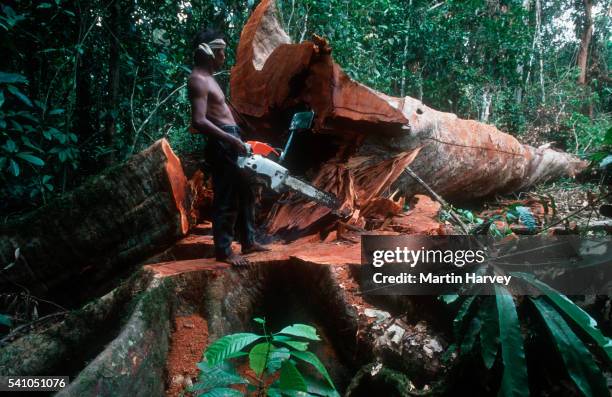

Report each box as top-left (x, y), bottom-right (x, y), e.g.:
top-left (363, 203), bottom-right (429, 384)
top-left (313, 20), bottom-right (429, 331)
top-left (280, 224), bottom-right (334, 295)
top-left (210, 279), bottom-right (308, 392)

top-left (372, 272), bottom-right (512, 286)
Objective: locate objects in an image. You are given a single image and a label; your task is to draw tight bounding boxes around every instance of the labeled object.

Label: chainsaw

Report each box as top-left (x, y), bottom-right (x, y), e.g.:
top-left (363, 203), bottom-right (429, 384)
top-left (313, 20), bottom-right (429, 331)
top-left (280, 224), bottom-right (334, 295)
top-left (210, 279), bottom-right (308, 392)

top-left (237, 111), bottom-right (347, 216)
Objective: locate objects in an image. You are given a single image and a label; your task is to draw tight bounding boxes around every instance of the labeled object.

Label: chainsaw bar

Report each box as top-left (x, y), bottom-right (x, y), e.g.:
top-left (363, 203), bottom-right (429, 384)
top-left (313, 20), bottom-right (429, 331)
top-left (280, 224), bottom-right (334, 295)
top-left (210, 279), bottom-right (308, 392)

top-left (283, 175), bottom-right (341, 211)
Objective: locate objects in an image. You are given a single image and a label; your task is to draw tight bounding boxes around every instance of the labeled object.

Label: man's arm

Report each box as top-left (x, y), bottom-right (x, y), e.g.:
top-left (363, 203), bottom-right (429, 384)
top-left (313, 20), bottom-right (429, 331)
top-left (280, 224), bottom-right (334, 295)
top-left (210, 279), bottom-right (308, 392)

top-left (188, 76), bottom-right (246, 154)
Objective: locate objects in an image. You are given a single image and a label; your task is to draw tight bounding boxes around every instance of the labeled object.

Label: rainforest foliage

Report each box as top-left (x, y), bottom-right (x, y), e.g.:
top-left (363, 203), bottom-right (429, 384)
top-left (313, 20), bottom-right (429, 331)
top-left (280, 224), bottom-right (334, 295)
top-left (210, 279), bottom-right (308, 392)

top-left (0, 0), bottom-right (610, 212)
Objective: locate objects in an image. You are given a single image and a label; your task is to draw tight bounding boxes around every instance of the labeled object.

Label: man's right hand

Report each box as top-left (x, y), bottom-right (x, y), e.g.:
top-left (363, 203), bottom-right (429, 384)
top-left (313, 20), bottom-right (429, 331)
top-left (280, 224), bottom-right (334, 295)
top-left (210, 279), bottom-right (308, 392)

top-left (227, 135), bottom-right (248, 155)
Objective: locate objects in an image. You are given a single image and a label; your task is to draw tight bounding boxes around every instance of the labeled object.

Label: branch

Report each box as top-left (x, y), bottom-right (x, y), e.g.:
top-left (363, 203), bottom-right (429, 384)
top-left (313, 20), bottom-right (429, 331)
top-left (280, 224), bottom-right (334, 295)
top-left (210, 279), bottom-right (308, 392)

top-left (128, 83), bottom-right (186, 155)
top-left (402, 166), bottom-right (470, 234)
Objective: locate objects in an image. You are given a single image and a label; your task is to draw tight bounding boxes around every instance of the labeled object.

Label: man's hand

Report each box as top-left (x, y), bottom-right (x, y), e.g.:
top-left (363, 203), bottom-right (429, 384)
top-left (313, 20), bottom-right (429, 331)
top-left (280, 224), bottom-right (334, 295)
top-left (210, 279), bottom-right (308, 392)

top-left (227, 135), bottom-right (248, 155)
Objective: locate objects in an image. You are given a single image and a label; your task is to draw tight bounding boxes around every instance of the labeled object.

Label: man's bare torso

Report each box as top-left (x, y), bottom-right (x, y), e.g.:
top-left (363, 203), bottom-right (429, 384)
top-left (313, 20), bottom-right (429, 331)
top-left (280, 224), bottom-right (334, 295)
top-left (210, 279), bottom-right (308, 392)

top-left (188, 70), bottom-right (235, 127)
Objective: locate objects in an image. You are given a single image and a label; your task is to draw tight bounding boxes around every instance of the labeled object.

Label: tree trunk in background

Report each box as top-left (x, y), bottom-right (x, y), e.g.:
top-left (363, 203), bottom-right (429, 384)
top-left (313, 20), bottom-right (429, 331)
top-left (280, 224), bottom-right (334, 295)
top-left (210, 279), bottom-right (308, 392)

top-left (104, 1), bottom-right (121, 164)
top-left (577, 0), bottom-right (594, 85)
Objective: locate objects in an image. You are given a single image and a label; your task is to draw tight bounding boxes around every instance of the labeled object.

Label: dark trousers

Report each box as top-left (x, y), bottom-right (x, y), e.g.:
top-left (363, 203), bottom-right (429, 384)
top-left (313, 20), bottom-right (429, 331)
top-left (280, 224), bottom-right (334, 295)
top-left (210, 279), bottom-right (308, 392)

top-left (206, 125), bottom-right (256, 259)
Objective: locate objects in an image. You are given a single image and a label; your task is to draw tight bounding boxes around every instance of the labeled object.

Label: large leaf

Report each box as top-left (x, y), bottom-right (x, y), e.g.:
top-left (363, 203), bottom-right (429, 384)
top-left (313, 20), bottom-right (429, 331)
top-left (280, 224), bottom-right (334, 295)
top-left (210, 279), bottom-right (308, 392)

top-left (277, 324), bottom-right (321, 341)
top-left (479, 297), bottom-right (499, 369)
top-left (0, 72), bottom-right (27, 84)
top-left (291, 350), bottom-right (335, 389)
top-left (495, 285), bottom-right (528, 397)
top-left (531, 298), bottom-right (608, 397)
top-left (513, 272), bottom-right (612, 363)
top-left (249, 342), bottom-right (272, 376)
top-left (16, 152), bottom-right (44, 166)
top-left (453, 295), bottom-right (476, 339)
top-left (205, 333), bottom-right (262, 365)
top-left (279, 360), bottom-right (308, 392)
top-left (194, 387), bottom-right (243, 397)
top-left (303, 374), bottom-right (341, 397)
top-left (460, 316), bottom-right (481, 356)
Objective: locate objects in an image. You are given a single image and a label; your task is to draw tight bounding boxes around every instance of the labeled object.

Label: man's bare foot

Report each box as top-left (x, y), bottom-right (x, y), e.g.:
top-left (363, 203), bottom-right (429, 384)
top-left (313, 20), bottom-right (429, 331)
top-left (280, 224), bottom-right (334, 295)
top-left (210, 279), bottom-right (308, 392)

top-left (218, 252), bottom-right (250, 267)
top-left (242, 242), bottom-right (270, 255)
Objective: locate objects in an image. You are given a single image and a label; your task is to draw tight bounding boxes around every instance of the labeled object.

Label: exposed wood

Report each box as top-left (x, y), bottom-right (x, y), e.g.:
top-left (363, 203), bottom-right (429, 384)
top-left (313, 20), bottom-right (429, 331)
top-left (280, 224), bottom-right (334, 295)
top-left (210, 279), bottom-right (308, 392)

top-left (0, 139), bottom-right (194, 296)
top-left (230, 0), bottom-right (586, 239)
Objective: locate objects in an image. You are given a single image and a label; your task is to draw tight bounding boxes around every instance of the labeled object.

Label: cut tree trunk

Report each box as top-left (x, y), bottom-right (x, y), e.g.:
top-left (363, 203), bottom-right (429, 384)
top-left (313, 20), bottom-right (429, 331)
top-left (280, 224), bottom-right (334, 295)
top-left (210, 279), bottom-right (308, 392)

top-left (230, 0), bottom-right (587, 238)
top-left (0, 139), bottom-right (194, 297)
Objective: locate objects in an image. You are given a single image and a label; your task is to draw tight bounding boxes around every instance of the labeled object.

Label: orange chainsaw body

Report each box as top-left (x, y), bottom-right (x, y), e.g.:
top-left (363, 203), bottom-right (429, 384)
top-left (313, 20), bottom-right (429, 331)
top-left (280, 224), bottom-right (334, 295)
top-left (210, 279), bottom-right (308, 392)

top-left (246, 140), bottom-right (279, 157)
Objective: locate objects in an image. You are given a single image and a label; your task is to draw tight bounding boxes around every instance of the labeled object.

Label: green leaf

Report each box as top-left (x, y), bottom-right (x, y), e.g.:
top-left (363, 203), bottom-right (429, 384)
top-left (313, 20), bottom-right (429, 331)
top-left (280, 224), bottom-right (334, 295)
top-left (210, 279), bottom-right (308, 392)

top-left (460, 316), bottom-right (481, 356)
top-left (7, 85), bottom-right (32, 107)
top-left (291, 350), bottom-right (335, 389)
top-left (192, 361), bottom-right (246, 391)
top-left (531, 298), bottom-right (608, 397)
top-left (303, 374), bottom-right (340, 397)
top-left (440, 294), bottom-right (459, 304)
top-left (0, 314), bottom-right (12, 327)
top-left (603, 127), bottom-right (612, 146)
top-left (16, 152), bottom-right (44, 166)
top-left (479, 297), bottom-right (499, 369)
top-left (0, 72), bottom-right (27, 84)
top-left (272, 335), bottom-right (309, 351)
top-left (277, 324), bottom-right (320, 341)
top-left (37, 3), bottom-right (53, 9)
top-left (267, 347), bottom-right (290, 373)
top-left (8, 159), bottom-right (19, 176)
top-left (48, 108), bottom-right (64, 115)
top-left (283, 341), bottom-right (310, 351)
top-left (4, 139), bottom-right (17, 153)
top-left (0, 90), bottom-right (4, 107)
top-left (513, 273), bottom-right (612, 363)
top-left (194, 387), bottom-right (243, 397)
top-left (253, 317), bottom-right (265, 324)
top-left (453, 295), bottom-right (475, 339)
top-left (495, 285), bottom-right (528, 397)
top-left (205, 333), bottom-right (262, 365)
top-left (249, 342), bottom-right (272, 376)
top-left (20, 136), bottom-right (43, 153)
top-left (279, 360), bottom-right (308, 392)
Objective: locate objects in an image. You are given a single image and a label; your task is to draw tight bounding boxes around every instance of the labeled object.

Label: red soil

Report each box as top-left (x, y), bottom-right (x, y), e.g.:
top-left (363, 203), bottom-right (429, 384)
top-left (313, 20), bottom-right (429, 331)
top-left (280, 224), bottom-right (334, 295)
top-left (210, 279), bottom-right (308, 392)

top-left (165, 314), bottom-right (209, 397)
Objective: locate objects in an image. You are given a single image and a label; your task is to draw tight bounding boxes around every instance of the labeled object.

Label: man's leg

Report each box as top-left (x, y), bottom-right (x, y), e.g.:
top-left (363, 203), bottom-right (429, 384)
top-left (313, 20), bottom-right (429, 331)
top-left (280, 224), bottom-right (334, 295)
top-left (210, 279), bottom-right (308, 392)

top-left (236, 174), bottom-right (269, 254)
top-left (211, 162), bottom-right (240, 262)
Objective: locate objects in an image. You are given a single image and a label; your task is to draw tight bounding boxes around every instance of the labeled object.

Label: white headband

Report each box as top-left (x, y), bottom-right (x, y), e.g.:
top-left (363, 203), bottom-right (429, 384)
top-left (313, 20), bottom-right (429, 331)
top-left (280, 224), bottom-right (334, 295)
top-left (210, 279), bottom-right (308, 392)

top-left (197, 39), bottom-right (227, 57)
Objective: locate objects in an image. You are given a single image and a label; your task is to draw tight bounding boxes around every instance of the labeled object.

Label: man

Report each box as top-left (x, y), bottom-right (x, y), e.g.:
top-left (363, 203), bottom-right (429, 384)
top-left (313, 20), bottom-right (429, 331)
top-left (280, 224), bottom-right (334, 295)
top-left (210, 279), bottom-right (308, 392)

top-left (188, 29), bottom-right (268, 267)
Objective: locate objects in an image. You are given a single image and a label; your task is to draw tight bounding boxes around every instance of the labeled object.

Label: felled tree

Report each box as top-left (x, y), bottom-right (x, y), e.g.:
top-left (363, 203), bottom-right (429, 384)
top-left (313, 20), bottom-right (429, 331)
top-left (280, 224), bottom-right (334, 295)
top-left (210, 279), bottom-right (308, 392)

top-left (229, 0), bottom-right (586, 237)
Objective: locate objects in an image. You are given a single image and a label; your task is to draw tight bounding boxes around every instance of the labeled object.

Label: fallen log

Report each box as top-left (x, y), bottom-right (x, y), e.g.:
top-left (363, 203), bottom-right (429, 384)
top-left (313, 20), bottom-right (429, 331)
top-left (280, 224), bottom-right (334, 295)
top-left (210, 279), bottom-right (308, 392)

top-left (0, 139), bottom-right (195, 297)
top-left (230, 0), bottom-right (587, 238)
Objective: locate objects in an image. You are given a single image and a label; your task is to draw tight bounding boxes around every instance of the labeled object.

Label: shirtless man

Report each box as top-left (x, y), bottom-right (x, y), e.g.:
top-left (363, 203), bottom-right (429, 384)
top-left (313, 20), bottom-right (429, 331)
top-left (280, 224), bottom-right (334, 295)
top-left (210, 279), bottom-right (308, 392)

top-left (188, 29), bottom-right (268, 267)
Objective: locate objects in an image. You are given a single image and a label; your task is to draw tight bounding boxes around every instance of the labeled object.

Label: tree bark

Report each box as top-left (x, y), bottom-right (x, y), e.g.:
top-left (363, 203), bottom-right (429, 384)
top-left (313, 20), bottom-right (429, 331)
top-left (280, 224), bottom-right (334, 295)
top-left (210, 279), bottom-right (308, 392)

top-left (0, 139), bottom-right (194, 297)
top-left (577, 0), bottom-right (594, 85)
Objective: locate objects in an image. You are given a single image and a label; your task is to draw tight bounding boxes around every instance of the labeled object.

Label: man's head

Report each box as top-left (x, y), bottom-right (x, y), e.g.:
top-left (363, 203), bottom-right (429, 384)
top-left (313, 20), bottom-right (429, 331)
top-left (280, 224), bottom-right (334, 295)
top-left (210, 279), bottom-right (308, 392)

top-left (193, 28), bottom-right (226, 70)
